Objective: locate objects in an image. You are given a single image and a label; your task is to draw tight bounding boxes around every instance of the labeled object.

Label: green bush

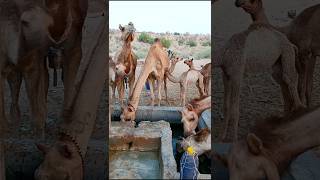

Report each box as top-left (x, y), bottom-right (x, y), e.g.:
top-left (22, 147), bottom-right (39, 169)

top-left (160, 38), bottom-right (171, 48)
top-left (201, 41), bottom-right (211, 46)
top-left (174, 32), bottom-right (180, 35)
top-left (138, 32), bottom-right (154, 44)
top-left (195, 48), bottom-right (211, 59)
top-left (186, 40), bottom-right (197, 47)
top-left (178, 39), bottom-right (184, 45)
top-left (135, 49), bottom-right (148, 59)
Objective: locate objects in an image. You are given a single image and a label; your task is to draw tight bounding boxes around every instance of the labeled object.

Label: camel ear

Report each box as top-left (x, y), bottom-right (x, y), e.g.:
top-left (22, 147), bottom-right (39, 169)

top-left (58, 144), bottom-right (72, 159)
top-left (36, 143), bottom-right (49, 154)
top-left (191, 58), bottom-right (193, 61)
top-left (212, 151), bottom-right (228, 167)
top-left (119, 24), bottom-right (124, 31)
top-left (186, 104), bottom-right (194, 111)
top-left (246, 133), bottom-right (263, 155)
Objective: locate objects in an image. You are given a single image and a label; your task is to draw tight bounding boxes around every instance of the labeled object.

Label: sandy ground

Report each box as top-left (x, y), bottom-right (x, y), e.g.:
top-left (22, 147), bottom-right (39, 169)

top-left (213, 0), bottom-right (320, 141)
top-left (113, 58), bottom-right (211, 107)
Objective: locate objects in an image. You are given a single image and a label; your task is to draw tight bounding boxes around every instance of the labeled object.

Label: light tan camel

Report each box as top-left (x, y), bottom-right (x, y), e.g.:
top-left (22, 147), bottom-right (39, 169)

top-left (166, 58), bottom-right (206, 106)
top-left (200, 63), bottom-right (211, 95)
top-left (213, 107), bottom-right (320, 180)
top-left (120, 38), bottom-right (170, 122)
top-left (235, 0), bottom-right (320, 107)
top-left (146, 50), bottom-right (183, 106)
top-left (213, 23), bottom-right (303, 141)
top-left (112, 22), bottom-right (137, 105)
top-left (181, 96), bottom-right (211, 137)
top-left (179, 128), bottom-right (211, 156)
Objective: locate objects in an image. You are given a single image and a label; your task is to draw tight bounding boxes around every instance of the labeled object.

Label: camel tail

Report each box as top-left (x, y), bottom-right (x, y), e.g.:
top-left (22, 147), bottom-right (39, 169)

top-left (165, 71), bottom-right (180, 83)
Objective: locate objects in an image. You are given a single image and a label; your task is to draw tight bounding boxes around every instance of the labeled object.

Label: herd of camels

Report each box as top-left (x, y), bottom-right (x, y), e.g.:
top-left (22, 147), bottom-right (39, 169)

top-left (213, 0), bottom-right (320, 180)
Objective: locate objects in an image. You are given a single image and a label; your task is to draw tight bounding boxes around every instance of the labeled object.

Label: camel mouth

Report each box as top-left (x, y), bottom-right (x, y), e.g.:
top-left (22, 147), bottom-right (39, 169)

top-left (126, 33), bottom-right (135, 42)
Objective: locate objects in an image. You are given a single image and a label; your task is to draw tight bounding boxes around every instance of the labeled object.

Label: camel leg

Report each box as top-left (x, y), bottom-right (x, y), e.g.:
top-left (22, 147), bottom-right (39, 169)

top-left (7, 70), bottom-right (22, 125)
top-left (305, 55), bottom-right (316, 107)
top-left (111, 77), bottom-right (117, 103)
top-left (0, 73), bottom-right (7, 136)
top-left (164, 77), bottom-right (170, 105)
top-left (148, 79), bottom-right (155, 106)
top-left (128, 73), bottom-right (135, 97)
top-left (280, 46), bottom-right (303, 110)
top-left (24, 56), bottom-right (49, 139)
top-left (220, 72), bottom-right (231, 141)
top-left (272, 62), bottom-right (292, 113)
top-left (297, 51), bottom-right (309, 106)
top-left (157, 78), bottom-right (163, 107)
top-left (116, 79), bottom-right (125, 106)
top-left (196, 76), bottom-right (205, 97)
top-left (181, 83), bottom-right (187, 106)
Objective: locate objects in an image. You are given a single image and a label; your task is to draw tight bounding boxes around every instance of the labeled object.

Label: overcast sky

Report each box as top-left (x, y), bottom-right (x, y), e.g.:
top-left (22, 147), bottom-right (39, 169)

top-left (109, 1), bottom-right (211, 34)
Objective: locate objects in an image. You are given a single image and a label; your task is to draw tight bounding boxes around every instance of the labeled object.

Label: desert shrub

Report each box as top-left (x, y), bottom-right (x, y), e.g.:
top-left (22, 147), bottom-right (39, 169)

top-left (138, 32), bottom-right (154, 44)
top-left (186, 40), bottom-right (197, 47)
top-left (195, 47), bottom-right (211, 59)
top-left (160, 38), bottom-right (171, 48)
top-left (174, 32), bottom-right (180, 35)
top-left (178, 39), bottom-right (184, 45)
top-left (201, 41), bottom-right (211, 46)
top-left (135, 47), bottom-right (149, 59)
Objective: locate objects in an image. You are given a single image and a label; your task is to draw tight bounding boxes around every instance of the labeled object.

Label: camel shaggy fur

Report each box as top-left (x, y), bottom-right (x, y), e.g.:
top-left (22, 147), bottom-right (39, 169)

top-left (235, 0), bottom-right (320, 107)
top-left (112, 22), bottom-right (137, 106)
top-left (120, 38), bottom-right (170, 122)
top-left (166, 58), bottom-right (206, 106)
top-left (214, 23), bottom-right (303, 141)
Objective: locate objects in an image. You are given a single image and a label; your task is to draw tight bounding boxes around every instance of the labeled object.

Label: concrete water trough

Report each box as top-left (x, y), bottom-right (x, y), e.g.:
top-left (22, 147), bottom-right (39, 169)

top-left (111, 106), bottom-right (212, 179)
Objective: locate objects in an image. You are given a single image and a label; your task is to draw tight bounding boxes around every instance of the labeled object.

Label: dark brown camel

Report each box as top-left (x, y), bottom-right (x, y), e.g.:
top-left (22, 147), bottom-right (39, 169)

top-left (214, 107), bottom-right (320, 180)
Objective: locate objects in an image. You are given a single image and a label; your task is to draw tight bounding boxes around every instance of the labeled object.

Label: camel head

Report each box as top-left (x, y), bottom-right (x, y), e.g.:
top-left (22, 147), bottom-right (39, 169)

top-left (120, 104), bottom-right (136, 123)
top-left (213, 133), bottom-right (280, 180)
top-left (168, 50), bottom-right (183, 64)
top-left (181, 104), bottom-right (200, 137)
top-left (34, 138), bottom-right (83, 180)
top-left (235, 0), bottom-right (263, 14)
top-left (184, 58), bottom-right (194, 68)
top-left (119, 22), bottom-right (136, 43)
top-left (179, 128), bottom-right (211, 156)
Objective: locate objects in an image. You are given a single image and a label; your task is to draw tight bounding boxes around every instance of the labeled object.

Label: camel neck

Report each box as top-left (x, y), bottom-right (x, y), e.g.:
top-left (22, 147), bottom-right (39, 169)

top-left (251, 8), bottom-right (269, 24)
top-left (169, 61), bottom-right (178, 73)
top-left (265, 108), bottom-right (320, 172)
top-left (129, 62), bottom-right (152, 108)
top-left (193, 97), bottom-right (211, 115)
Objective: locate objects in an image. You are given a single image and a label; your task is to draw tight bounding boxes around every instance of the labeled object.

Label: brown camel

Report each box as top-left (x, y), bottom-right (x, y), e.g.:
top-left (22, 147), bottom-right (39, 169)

top-left (200, 63), bottom-right (211, 95)
top-left (35, 8), bottom-right (107, 179)
top-left (179, 128), bottom-right (211, 156)
top-left (112, 22), bottom-right (137, 106)
top-left (166, 58), bottom-right (206, 106)
top-left (213, 107), bottom-right (320, 180)
top-left (146, 50), bottom-right (183, 106)
top-left (181, 96), bottom-right (211, 137)
top-left (235, 0), bottom-right (320, 107)
top-left (213, 23), bottom-right (303, 141)
top-left (120, 38), bottom-right (170, 122)
top-left (0, 0), bottom-right (88, 138)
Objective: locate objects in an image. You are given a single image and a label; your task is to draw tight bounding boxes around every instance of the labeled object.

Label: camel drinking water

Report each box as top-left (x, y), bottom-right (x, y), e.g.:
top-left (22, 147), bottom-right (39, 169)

top-left (235, 0), bottom-right (320, 107)
top-left (120, 38), bottom-right (171, 122)
top-left (181, 96), bottom-right (211, 137)
top-left (213, 107), bottom-right (320, 180)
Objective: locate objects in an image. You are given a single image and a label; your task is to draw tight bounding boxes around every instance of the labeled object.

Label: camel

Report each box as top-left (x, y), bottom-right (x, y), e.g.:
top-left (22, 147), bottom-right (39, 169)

top-left (179, 128), bottom-right (211, 156)
top-left (109, 56), bottom-right (116, 130)
top-left (120, 38), bottom-right (171, 122)
top-left (213, 107), bottom-right (320, 180)
top-left (112, 22), bottom-right (137, 106)
top-left (181, 96), bottom-right (211, 137)
top-left (35, 8), bottom-right (107, 179)
top-left (213, 23), bottom-right (303, 141)
top-left (200, 63), bottom-right (211, 95)
top-left (0, 0), bottom-right (88, 138)
top-left (166, 58), bottom-right (206, 106)
top-left (235, 0), bottom-right (320, 107)
top-left (146, 50), bottom-right (183, 106)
